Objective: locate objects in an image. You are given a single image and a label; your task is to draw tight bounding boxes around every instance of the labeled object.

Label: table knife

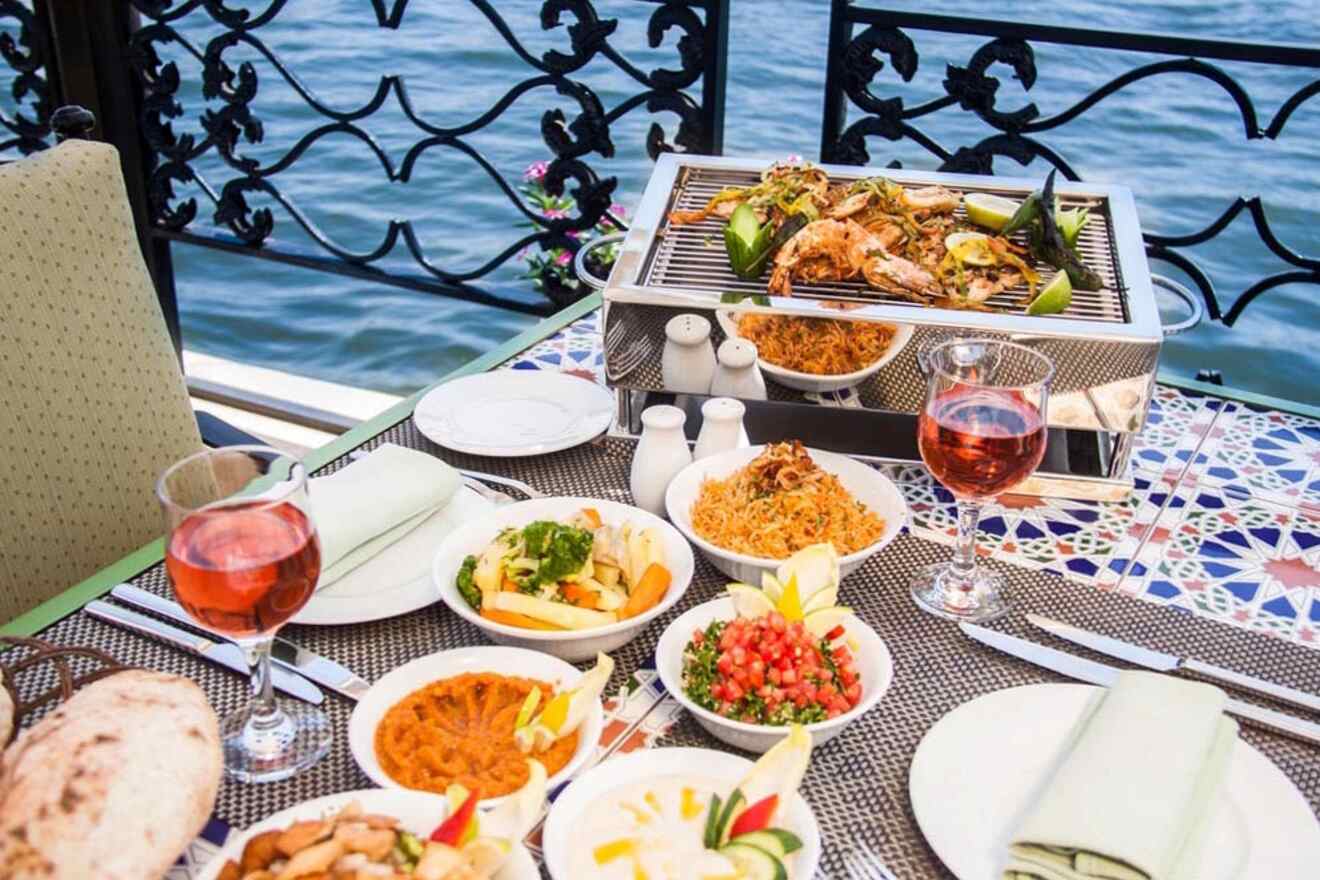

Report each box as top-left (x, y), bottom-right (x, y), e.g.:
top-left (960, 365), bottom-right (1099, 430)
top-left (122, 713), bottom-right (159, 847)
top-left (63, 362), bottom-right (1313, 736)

top-left (959, 622), bottom-right (1320, 746)
top-left (1027, 613), bottom-right (1320, 715)
top-left (86, 600), bottom-right (324, 706)
top-left (111, 584), bottom-right (371, 702)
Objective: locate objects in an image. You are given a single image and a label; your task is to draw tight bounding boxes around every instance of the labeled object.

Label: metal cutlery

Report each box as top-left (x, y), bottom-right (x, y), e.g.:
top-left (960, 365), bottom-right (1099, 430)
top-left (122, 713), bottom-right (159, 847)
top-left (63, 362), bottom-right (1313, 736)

top-left (844, 842), bottom-right (899, 880)
top-left (86, 600), bottom-right (325, 705)
top-left (1027, 614), bottom-right (1320, 715)
top-left (458, 469), bottom-right (545, 500)
top-left (110, 584), bottom-right (371, 701)
top-left (960, 623), bottom-right (1320, 746)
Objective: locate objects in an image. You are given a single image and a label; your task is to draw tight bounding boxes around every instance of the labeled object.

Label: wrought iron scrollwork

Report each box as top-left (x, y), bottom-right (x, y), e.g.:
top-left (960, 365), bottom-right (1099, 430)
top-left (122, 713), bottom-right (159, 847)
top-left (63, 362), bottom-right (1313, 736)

top-left (125, 0), bottom-right (728, 313)
top-left (822, 5), bottom-right (1320, 327)
top-left (0, 0), bottom-right (52, 156)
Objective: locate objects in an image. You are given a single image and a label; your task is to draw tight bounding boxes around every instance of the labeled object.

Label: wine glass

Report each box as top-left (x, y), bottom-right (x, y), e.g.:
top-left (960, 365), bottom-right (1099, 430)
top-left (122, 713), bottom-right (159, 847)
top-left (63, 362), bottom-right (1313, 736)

top-left (912, 339), bottom-right (1054, 622)
top-left (157, 445), bottom-right (330, 782)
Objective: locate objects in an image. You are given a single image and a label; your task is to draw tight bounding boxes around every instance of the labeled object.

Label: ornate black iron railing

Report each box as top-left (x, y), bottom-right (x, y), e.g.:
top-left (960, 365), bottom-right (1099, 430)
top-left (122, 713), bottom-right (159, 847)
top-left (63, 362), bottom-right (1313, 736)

top-left (124, 0), bottom-right (729, 317)
top-left (0, 0), bottom-right (54, 155)
top-left (821, 2), bottom-right (1320, 328)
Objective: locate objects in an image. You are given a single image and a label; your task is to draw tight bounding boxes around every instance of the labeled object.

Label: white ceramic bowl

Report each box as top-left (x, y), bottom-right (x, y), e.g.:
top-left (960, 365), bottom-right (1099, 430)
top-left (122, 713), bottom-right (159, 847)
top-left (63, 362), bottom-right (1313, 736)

top-left (656, 597), bottom-right (894, 753)
top-left (665, 445), bottom-right (907, 584)
top-left (348, 645), bottom-right (602, 804)
top-left (542, 747), bottom-right (821, 880)
top-left (716, 309), bottom-right (914, 393)
top-left (434, 496), bottom-right (696, 662)
top-left (197, 789), bottom-right (537, 880)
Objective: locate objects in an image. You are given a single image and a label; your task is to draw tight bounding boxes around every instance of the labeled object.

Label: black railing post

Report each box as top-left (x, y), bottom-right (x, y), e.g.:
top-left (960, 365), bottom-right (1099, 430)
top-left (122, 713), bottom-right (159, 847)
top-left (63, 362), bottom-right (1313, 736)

top-left (701, 0), bottom-right (730, 154)
top-left (40, 0), bottom-right (181, 356)
top-left (820, 0), bottom-right (854, 162)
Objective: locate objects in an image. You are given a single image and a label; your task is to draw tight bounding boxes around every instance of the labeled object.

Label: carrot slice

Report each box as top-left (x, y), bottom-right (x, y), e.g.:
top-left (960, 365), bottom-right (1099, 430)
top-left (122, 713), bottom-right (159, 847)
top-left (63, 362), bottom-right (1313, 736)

top-left (480, 607), bottom-right (564, 631)
top-left (502, 577), bottom-right (520, 592)
top-left (621, 563), bottom-right (671, 619)
top-left (581, 508), bottom-right (602, 528)
top-left (560, 583), bottom-right (599, 609)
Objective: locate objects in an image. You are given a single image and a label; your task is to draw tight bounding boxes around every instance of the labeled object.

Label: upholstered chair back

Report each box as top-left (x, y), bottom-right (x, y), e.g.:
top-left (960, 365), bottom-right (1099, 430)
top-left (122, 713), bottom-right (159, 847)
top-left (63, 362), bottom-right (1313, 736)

top-left (0, 141), bottom-right (202, 623)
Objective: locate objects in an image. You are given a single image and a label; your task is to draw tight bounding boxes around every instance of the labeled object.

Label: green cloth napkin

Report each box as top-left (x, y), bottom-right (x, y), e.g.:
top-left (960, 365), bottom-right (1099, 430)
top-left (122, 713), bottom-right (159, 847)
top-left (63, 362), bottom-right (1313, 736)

top-left (309, 443), bottom-right (460, 590)
top-left (1003, 670), bottom-right (1238, 880)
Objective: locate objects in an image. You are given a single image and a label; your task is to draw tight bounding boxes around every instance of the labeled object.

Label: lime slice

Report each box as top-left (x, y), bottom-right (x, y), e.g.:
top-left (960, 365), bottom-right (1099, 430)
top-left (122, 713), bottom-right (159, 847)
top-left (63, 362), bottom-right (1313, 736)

top-left (801, 585), bottom-right (839, 614)
top-left (728, 583), bottom-right (776, 618)
top-left (776, 574), bottom-right (804, 621)
top-left (963, 193), bottom-right (1020, 231)
top-left (803, 606), bottom-right (852, 638)
top-left (774, 544), bottom-right (839, 607)
top-left (1028, 270), bottom-right (1073, 316)
top-left (944, 232), bottom-right (995, 266)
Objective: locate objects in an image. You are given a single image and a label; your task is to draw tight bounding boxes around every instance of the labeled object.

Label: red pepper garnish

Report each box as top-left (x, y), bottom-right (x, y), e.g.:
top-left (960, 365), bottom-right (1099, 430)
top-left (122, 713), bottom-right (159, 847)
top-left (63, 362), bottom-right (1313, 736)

top-left (430, 789), bottom-right (480, 845)
top-left (728, 794), bottom-right (778, 839)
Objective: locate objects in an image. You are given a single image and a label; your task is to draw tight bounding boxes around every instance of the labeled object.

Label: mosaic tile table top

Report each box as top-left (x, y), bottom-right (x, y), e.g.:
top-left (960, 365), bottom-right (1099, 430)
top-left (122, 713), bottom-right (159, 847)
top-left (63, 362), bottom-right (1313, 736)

top-left (505, 309), bottom-right (1320, 651)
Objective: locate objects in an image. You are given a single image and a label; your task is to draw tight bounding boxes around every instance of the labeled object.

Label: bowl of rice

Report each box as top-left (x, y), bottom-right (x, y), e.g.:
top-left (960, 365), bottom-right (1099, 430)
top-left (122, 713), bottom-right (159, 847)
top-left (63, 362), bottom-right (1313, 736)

top-left (664, 442), bottom-right (907, 584)
top-left (715, 310), bottom-right (913, 393)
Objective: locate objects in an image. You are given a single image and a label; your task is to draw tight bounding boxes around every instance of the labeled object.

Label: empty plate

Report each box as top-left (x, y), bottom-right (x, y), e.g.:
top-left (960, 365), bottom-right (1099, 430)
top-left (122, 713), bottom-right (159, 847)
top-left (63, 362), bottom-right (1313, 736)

top-left (413, 370), bottom-right (615, 457)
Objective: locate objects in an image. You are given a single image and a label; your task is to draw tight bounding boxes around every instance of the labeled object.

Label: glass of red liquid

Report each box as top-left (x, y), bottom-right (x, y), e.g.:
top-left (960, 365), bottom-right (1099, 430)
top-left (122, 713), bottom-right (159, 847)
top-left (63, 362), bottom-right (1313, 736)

top-left (157, 445), bottom-right (330, 782)
top-left (913, 339), bottom-right (1054, 622)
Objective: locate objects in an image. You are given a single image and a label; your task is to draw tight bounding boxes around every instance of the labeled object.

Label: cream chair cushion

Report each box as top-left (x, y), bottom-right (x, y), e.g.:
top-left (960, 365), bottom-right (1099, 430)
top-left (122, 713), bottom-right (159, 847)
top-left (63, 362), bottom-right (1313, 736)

top-left (0, 141), bottom-right (202, 623)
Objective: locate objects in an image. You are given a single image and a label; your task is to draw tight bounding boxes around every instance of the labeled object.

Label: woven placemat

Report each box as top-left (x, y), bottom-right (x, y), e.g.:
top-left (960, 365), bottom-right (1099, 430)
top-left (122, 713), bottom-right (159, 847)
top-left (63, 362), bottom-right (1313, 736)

top-left (24, 414), bottom-right (1320, 879)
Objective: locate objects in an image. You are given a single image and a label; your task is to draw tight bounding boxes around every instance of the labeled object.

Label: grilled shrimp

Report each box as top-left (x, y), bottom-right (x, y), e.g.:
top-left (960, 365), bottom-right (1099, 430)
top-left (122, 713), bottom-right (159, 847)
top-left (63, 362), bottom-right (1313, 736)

top-left (902, 185), bottom-right (959, 214)
top-left (861, 248), bottom-right (941, 301)
top-left (767, 219), bottom-right (871, 295)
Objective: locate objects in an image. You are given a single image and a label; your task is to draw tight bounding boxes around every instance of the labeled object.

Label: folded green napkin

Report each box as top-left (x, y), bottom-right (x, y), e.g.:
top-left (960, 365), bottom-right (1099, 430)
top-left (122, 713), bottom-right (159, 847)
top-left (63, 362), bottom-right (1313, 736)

top-left (1003, 670), bottom-right (1238, 880)
top-left (309, 443), bottom-right (460, 590)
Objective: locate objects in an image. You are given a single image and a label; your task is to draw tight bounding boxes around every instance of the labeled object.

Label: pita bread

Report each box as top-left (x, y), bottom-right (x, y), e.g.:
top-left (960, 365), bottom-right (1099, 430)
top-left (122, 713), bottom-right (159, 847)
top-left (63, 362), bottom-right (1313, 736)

top-left (0, 685), bottom-right (11, 748)
top-left (0, 670), bottom-right (221, 879)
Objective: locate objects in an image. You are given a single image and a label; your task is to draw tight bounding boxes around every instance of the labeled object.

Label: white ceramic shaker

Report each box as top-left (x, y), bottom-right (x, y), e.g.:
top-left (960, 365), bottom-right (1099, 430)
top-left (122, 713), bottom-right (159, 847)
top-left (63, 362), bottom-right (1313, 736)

top-left (661, 313), bottom-right (717, 394)
top-left (630, 404), bottom-right (693, 516)
top-left (711, 337), bottom-right (767, 400)
top-left (694, 397), bottom-right (750, 460)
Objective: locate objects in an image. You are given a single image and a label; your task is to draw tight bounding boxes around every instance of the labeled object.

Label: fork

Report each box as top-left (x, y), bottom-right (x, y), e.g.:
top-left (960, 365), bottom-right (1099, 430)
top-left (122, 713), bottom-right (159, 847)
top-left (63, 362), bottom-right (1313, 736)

top-left (458, 469), bottom-right (545, 500)
top-left (844, 842), bottom-right (899, 880)
top-left (606, 336), bottom-right (651, 382)
top-left (604, 316), bottom-right (627, 352)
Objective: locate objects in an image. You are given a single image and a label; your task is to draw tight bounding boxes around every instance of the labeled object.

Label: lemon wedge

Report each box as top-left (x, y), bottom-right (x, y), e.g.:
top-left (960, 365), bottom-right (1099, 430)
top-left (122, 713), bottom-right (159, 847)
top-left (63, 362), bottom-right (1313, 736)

top-left (945, 232), bottom-right (996, 266)
top-left (803, 605), bottom-right (853, 638)
top-left (516, 654), bottom-right (614, 754)
top-left (963, 192), bottom-right (1020, 231)
top-left (514, 687), bottom-right (541, 730)
top-left (728, 583), bottom-right (776, 618)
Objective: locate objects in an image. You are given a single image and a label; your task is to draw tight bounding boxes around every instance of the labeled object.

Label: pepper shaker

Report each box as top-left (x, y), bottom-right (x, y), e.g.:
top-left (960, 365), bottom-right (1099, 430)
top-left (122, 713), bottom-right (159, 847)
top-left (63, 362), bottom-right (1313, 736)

top-left (661, 314), bottom-right (717, 395)
top-left (711, 338), bottom-right (767, 400)
top-left (629, 405), bottom-right (693, 516)
top-left (694, 397), bottom-right (750, 460)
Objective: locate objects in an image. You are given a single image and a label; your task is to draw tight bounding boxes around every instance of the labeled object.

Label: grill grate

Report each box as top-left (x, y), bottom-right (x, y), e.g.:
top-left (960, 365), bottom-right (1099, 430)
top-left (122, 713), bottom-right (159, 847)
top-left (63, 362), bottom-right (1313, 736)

top-left (640, 166), bottom-right (1131, 324)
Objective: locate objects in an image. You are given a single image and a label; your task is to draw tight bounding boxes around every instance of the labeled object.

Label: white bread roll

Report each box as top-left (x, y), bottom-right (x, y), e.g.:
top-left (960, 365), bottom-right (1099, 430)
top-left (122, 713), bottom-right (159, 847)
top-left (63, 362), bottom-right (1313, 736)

top-left (0, 670), bottom-right (221, 879)
top-left (0, 686), bottom-right (11, 747)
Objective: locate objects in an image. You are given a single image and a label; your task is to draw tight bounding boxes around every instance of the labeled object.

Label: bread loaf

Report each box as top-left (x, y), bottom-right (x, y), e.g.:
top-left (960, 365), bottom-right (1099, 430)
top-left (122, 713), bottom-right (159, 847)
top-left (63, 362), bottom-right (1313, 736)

top-left (0, 670), bottom-right (221, 879)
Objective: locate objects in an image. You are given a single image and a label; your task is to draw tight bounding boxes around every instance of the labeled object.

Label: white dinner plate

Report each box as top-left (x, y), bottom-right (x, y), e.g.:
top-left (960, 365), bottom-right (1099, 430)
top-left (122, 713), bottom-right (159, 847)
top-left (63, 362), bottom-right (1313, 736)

top-left (543, 747), bottom-right (822, 880)
top-left (195, 788), bottom-right (538, 880)
top-left (294, 486), bottom-right (492, 625)
top-left (909, 683), bottom-right (1320, 880)
top-left (413, 371), bottom-right (615, 457)
top-left (348, 645), bottom-right (603, 806)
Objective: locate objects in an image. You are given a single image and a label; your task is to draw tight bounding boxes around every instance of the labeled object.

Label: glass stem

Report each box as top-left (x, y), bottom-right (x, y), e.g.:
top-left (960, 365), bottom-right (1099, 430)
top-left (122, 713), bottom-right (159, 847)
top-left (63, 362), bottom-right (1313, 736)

top-left (950, 500), bottom-right (984, 591)
top-left (244, 635), bottom-right (282, 738)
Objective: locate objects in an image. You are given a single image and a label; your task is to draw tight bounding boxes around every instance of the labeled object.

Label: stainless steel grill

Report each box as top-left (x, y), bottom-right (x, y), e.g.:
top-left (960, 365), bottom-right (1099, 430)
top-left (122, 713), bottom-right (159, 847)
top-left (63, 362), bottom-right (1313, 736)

top-left (640, 166), bottom-right (1130, 323)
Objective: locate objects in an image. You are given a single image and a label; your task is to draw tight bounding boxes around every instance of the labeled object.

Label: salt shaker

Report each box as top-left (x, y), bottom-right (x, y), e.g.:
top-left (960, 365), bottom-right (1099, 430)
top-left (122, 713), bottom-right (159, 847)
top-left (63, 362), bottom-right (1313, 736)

top-left (711, 338), bottom-right (767, 400)
top-left (661, 314), bottom-right (717, 395)
top-left (694, 397), bottom-right (750, 460)
top-left (630, 405), bottom-right (693, 516)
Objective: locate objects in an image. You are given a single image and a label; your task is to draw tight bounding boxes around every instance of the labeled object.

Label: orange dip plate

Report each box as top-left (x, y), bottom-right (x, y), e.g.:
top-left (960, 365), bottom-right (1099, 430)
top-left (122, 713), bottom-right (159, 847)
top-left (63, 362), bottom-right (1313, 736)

top-left (374, 672), bottom-right (580, 798)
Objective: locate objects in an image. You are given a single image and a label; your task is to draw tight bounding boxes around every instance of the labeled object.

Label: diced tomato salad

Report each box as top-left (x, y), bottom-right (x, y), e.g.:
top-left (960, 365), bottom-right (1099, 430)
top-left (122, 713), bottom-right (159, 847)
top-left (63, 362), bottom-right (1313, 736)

top-left (682, 612), bottom-right (862, 725)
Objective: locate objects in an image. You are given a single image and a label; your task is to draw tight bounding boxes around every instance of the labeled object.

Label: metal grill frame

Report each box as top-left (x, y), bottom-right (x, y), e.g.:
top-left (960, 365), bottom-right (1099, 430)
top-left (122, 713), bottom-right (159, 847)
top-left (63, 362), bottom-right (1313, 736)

top-left (605, 154), bottom-right (1162, 344)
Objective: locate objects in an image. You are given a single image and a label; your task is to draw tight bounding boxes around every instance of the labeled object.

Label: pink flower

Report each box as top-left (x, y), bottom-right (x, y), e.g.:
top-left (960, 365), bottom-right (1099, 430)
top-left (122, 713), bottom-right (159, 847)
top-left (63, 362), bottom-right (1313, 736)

top-left (555, 250), bottom-right (573, 266)
top-left (543, 208), bottom-right (567, 220)
top-left (523, 160), bottom-right (549, 182)
top-left (785, 153), bottom-right (803, 164)
top-left (565, 229), bottom-right (580, 240)
top-left (609, 203), bottom-right (628, 217)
